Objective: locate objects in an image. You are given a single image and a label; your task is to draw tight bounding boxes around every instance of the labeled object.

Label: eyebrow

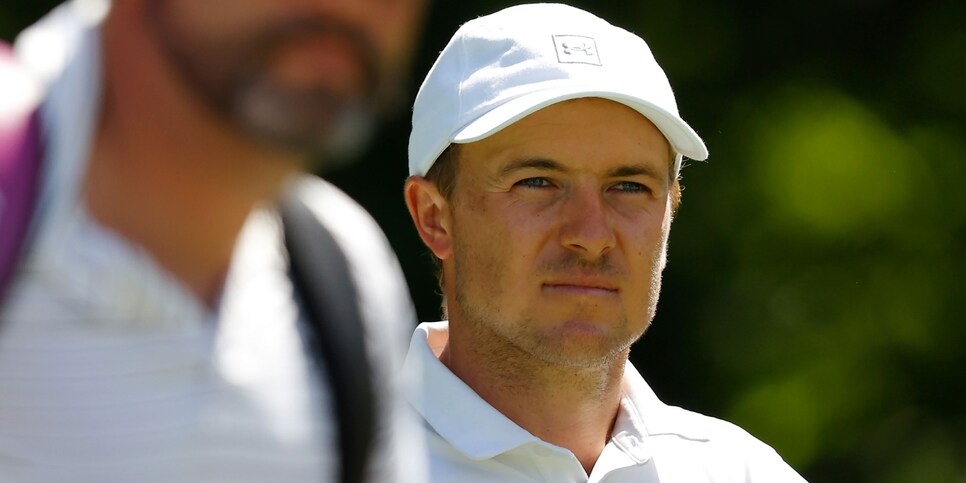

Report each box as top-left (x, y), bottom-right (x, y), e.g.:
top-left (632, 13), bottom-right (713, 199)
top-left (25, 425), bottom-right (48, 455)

top-left (498, 157), bottom-right (666, 181)
top-left (498, 158), bottom-right (566, 177)
top-left (607, 164), bottom-right (666, 181)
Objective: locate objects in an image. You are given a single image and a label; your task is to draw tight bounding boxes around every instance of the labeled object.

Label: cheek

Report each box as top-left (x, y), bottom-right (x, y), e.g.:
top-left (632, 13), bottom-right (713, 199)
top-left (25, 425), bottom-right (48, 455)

top-left (621, 213), bottom-right (670, 277)
top-left (365, 3), bottom-right (425, 68)
top-left (453, 213), bottom-right (510, 279)
top-left (381, 8), bottom-right (422, 44)
top-left (452, 202), bottom-right (542, 296)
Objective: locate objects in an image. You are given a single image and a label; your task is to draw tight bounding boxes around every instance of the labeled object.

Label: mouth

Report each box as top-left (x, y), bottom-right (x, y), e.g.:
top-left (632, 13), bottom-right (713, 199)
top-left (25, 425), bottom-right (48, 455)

top-left (251, 15), bottom-right (379, 95)
top-left (542, 278), bottom-right (618, 296)
top-left (269, 34), bottom-right (368, 94)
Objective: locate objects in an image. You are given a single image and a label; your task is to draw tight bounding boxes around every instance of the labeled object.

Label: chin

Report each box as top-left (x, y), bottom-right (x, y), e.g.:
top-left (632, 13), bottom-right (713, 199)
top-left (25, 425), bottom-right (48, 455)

top-left (526, 320), bottom-right (636, 369)
top-left (233, 79), bottom-right (377, 163)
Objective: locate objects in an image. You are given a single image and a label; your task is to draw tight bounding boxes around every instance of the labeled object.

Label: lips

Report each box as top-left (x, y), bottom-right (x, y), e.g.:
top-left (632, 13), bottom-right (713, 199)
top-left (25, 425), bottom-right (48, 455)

top-left (271, 35), bottom-right (366, 92)
top-left (542, 277), bottom-right (618, 295)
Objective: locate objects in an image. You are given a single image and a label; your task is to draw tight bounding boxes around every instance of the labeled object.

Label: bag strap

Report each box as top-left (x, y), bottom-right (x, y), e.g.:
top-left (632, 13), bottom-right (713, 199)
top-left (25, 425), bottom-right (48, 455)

top-left (0, 42), bottom-right (44, 306)
top-left (280, 192), bottom-right (376, 483)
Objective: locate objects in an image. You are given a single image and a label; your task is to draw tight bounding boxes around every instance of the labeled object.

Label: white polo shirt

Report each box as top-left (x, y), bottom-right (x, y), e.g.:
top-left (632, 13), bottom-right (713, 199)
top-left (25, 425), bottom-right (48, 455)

top-left (403, 321), bottom-right (808, 483)
top-left (0, 1), bottom-right (426, 481)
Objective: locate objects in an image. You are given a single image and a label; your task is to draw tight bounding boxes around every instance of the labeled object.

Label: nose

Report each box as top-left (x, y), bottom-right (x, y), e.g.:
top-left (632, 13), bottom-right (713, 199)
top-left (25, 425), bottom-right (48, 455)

top-left (559, 187), bottom-right (616, 259)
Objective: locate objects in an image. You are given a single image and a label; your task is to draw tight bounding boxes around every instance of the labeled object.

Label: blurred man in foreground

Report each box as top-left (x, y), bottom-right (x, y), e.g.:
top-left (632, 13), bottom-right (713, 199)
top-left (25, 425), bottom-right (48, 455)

top-left (0, 0), bottom-right (427, 481)
top-left (402, 4), bottom-right (807, 481)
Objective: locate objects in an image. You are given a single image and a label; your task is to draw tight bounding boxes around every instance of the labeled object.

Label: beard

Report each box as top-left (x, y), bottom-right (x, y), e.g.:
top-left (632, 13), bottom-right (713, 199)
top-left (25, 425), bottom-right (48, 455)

top-left (146, 3), bottom-right (403, 169)
top-left (452, 249), bottom-right (655, 371)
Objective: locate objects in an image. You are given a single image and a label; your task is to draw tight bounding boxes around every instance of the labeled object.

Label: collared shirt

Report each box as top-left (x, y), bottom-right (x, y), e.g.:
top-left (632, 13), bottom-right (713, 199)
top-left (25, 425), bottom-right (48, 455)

top-left (0, 1), bottom-right (426, 481)
top-left (403, 321), bottom-right (808, 483)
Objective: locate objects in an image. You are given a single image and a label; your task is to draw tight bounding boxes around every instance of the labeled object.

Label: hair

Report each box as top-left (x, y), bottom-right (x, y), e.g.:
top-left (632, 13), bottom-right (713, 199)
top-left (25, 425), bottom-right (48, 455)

top-left (425, 144), bottom-right (462, 202)
top-left (422, 142), bottom-right (683, 318)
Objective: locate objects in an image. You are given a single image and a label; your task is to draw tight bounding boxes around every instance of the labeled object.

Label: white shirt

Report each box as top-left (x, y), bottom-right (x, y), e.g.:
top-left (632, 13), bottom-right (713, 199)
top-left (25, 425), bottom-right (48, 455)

top-left (0, 1), bottom-right (426, 481)
top-left (403, 322), bottom-right (808, 483)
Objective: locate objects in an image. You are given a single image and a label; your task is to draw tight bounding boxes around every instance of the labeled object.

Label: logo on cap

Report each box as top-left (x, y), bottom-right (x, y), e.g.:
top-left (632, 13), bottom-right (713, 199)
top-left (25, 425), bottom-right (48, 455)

top-left (552, 35), bottom-right (601, 66)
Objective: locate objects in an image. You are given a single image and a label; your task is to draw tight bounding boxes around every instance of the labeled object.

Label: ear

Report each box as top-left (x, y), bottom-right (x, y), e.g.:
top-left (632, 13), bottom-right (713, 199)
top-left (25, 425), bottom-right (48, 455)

top-left (404, 176), bottom-right (453, 260)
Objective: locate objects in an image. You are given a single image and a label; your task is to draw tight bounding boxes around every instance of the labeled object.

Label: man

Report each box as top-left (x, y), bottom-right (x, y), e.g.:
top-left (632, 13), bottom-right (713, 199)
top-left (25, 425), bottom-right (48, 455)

top-left (402, 4), bottom-right (807, 482)
top-left (0, 0), bottom-right (427, 481)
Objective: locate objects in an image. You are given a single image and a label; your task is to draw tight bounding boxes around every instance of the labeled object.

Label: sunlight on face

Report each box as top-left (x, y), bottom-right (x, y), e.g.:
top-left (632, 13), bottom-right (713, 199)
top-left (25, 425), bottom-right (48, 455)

top-left (446, 98), bottom-right (674, 369)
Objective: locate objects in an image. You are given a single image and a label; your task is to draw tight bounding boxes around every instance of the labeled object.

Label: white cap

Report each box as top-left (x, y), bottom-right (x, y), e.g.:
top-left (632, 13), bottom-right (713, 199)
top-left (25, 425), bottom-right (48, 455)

top-left (408, 3), bottom-right (708, 177)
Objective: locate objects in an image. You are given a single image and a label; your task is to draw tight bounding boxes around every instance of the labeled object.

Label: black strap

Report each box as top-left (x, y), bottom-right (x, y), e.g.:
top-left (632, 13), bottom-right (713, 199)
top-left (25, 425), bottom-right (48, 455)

top-left (280, 192), bottom-right (375, 483)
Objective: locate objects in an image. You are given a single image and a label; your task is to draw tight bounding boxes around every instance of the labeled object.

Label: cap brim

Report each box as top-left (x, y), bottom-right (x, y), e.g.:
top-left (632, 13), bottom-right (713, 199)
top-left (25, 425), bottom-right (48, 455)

top-left (453, 85), bottom-right (708, 161)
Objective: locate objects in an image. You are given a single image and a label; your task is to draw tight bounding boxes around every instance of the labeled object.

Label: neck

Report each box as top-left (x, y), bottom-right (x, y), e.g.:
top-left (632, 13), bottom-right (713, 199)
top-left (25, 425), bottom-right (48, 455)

top-left (441, 311), bottom-right (627, 476)
top-left (83, 5), bottom-right (303, 307)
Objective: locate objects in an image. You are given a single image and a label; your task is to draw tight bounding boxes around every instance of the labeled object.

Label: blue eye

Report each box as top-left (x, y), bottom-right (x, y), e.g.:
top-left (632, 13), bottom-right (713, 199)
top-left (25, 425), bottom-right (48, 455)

top-left (612, 181), bottom-right (649, 193)
top-left (516, 177), bottom-right (552, 188)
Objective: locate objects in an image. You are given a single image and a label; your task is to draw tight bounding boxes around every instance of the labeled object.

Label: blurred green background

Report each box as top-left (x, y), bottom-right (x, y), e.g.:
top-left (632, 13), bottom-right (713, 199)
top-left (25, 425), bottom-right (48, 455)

top-left (4, 1), bottom-right (964, 481)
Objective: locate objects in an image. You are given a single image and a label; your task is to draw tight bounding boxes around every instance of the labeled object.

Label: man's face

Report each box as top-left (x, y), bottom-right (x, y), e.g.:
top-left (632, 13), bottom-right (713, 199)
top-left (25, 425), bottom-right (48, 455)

top-left (146, 0), bottom-right (426, 162)
top-left (445, 98), bottom-right (674, 369)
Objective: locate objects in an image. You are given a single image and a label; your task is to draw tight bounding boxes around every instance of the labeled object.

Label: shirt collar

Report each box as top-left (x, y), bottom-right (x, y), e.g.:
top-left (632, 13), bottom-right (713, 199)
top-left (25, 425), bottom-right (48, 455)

top-left (403, 321), bottom-right (542, 459)
top-left (403, 321), bottom-right (707, 465)
top-left (621, 357), bottom-right (713, 443)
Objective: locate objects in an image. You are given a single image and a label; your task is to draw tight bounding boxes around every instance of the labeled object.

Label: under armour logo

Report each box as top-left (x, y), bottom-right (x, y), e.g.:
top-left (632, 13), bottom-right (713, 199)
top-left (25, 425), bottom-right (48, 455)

top-left (562, 41), bottom-right (595, 56)
top-left (552, 35), bottom-right (601, 65)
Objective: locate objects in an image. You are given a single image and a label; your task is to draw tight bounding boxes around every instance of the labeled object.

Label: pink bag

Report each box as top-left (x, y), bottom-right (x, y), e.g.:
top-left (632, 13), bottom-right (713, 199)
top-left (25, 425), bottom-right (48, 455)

top-left (0, 41), bottom-right (43, 302)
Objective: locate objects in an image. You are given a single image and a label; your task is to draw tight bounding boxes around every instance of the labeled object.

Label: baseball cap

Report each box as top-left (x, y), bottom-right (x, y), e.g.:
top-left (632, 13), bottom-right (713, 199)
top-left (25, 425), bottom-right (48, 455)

top-left (408, 3), bottom-right (708, 177)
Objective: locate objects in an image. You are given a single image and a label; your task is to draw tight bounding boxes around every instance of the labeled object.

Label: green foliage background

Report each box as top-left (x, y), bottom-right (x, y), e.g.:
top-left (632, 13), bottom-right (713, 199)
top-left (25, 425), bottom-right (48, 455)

top-left (4, 1), bottom-right (963, 481)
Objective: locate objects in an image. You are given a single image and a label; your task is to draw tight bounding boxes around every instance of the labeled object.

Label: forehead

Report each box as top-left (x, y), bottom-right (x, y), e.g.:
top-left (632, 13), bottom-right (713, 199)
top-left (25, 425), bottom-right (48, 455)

top-left (456, 98), bottom-right (672, 178)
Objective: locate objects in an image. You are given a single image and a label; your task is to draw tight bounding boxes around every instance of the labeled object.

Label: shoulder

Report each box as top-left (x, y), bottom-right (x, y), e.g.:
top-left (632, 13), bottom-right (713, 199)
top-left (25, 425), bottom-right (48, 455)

top-left (293, 175), bottom-right (396, 259)
top-left (647, 405), bottom-right (808, 482)
top-left (653, 402), bottom-right (762, 443)
top-left (292, 176), bottom-right (414, 314)
top-left (293, 175), bottom-right (426, 482)
top-left (622, 365), bottom-right (807, 481)
top-left (291, 174), bottom-right (415, 332)
top-left (292, 175), bottom-right (408, 296)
